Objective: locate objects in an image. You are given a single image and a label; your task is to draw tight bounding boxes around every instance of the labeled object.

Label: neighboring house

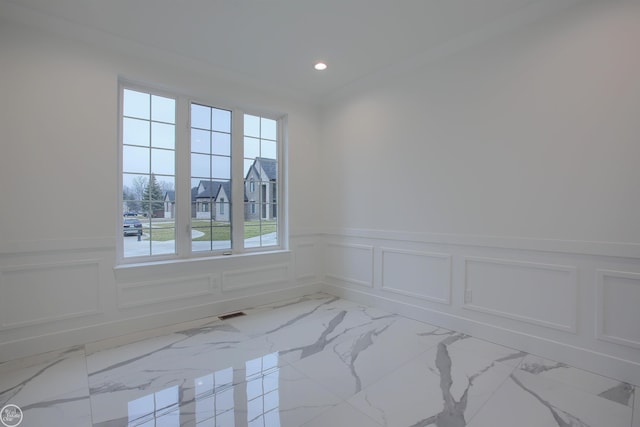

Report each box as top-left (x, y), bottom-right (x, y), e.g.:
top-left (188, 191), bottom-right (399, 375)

top-left (191, 180), bottom-right (238, 222)
top-left (245, 157), bottom-right (277, 221)
top-left (163, 191), bottom-right (175, 219)
top-left (213, 181), bottom-right (231, 222)
top-left (190, 157), bottom-right (277, 222)
top-left (193, 180), bottom-right (224, 219)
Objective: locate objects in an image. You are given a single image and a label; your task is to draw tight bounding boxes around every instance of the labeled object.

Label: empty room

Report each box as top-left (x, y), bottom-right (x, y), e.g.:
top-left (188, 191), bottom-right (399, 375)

top-left (1, 0), bottom-right (639, 426)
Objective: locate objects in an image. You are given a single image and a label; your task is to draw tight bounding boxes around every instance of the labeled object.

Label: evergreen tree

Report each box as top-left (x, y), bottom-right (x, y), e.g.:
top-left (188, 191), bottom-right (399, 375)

top-left (142, 173), bottom-right (164, 217)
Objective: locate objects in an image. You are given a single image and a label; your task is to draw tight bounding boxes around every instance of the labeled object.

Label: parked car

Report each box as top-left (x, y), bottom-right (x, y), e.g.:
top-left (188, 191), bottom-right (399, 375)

top-left (123, 211), bottom-right (138, 217)
top-left (123, 218), bottom-right (143, 236)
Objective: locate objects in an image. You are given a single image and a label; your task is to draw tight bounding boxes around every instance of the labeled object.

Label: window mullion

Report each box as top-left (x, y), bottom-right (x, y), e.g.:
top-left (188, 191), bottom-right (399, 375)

top-left (278, 115), bottom-right (287, 250)
top-left (231, 110), bottom-right (245, 253)
top-left (175, 96), bottom-right (191, 257)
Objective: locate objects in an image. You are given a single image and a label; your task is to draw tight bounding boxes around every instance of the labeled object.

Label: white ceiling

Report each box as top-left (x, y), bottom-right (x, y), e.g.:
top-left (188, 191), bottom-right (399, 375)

top-left (2, 0), bottom-right (569, 103)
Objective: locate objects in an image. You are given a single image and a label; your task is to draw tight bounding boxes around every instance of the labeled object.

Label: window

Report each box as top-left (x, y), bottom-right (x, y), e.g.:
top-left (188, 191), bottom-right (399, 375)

top-left (119, 83), bottom-right (284, 261)
top-left (243, 114), bottom-right (279, 249)
top-left (121, 88), bottom-right (176, 257)
top-left (190, 103), bottom-right (232, 253)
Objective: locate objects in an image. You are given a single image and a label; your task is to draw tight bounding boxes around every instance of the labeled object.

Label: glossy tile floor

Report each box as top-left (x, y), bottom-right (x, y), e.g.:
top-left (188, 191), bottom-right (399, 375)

top-left (1, 293), bottom-right (638, 426)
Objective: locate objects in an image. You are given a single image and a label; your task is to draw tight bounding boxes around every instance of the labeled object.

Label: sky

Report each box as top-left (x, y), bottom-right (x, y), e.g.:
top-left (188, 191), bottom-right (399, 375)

top-left (122, 89), bottom-right (277, 192)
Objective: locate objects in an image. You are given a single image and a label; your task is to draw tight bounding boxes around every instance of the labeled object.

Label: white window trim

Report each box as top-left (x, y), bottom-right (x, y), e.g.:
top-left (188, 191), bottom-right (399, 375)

top-left (117, 81), bottom-right (287, 265)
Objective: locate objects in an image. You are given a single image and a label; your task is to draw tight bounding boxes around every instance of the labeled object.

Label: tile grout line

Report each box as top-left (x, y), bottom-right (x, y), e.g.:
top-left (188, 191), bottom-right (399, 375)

top-left (463, 351), bottom-right (528, 426)
top-left (81, 344), bottom-right (96, 427)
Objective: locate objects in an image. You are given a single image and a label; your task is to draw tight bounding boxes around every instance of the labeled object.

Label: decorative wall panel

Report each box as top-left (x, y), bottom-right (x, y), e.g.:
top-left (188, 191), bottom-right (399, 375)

top-left (222, 264), bottom-right (289, 292)
top-left (463, 257), bottom-right (578, 332)
top-left (0, 260), bottom-right (101, 329)
top-left (118, 275), bottom-right (214, 309)
top-left (597, 269), bottom-right (640, 349)
top-left (325, 243), bottom-right (374, 288)
top-left (381, 248), bottom-right (451, 304)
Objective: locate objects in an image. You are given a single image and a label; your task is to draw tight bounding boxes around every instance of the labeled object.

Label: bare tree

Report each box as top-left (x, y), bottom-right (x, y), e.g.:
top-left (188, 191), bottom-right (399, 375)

top-left (159, 180), bottom-right (175, 193)
top-left (131, 176), bottom-right (148, 202)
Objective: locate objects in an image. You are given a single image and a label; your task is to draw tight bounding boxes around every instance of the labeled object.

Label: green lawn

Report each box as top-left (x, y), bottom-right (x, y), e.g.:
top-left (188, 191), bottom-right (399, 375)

top-left (141, 220), bottom-right (276, 242)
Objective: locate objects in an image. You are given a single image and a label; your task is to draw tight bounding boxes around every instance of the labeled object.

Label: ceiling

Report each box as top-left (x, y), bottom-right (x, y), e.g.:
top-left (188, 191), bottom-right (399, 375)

top-left (2, 0), bottom-right (568, 103)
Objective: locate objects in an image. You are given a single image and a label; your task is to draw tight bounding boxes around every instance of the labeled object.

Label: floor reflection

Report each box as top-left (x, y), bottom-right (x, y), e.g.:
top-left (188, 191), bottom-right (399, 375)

top-left (128, 385), bottom-right (180, 426)
top-left (195, 367), bottom-right (235, 426)
top-left (246, 353), bottom-right (280, 426)
top-left (126, 353), bottom-right (280, 426)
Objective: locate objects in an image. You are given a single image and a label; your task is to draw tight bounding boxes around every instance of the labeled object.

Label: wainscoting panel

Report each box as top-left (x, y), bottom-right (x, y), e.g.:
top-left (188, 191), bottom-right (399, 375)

top-left (117, 275), bottom-right (215, 310)
top-left (463, 257), bottom-right (578, 332)
top-left (0, 260), bottom-right (101, 329)
top-left (381, 248), bottom-right (451, 304)
top-left (597, 269), bottom-right (640, 349)
top-left (222, 264), bottom-right (290, 292)
top-left (325, 243), bottom-right (374, 288)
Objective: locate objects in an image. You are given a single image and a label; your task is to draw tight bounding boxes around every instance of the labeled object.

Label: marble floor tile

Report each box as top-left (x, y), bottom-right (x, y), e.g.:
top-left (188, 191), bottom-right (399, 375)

top-left (289, 313), bottom-right (444, 399)
top-left (239, 364), bottom-right (343, 426)
top-left (87, 327), bottom-right (270, 425)
top-left (0, 293), bottom-right (637, 427)
top-left (346, 333), bottom-right (524, 426)
top-left (84, 315), bottom-right (226, 357)
top-left (517, 355), bottom-right (635, 407)
top-left (225, 293), bottom-right (366, 339)
top-left (91, 355), bottom-right (343, 427)
top-left (0, 347), bottom-right (92, 427)
top-left (467, 362), bottom-right (634, 427)
top-left (302, 401), bottom-right (383, 427)
top-left (633, 388), bottom-right (640, 427)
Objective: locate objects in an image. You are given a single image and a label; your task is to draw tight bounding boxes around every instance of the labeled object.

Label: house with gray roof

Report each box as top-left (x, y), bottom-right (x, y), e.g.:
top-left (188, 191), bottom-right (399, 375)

top-left (193, 180), bottom-right (225, 220)
top-left (245, 157), bottom-right (277, 221)
top-left (212, 181), bottom-right (231, 222)
top-left (189, 157), bottom-right (277, 222)
top-left (163, 190), bottom-right (175, 219)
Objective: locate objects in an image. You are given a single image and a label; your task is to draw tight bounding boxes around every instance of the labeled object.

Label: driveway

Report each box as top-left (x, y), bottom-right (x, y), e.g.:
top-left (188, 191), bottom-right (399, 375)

top-left (124, 231), bottom-right (277, 257)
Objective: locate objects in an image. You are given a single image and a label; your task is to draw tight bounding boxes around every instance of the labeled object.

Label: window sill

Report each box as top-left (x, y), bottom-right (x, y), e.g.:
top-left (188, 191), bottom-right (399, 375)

top-left (115, 249), bottom-right (291, 271)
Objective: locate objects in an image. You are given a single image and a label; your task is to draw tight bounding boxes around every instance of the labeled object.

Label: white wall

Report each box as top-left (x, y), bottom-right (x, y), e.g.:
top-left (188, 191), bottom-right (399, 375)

top-left (320, 1), bottom-right (640, 385)
top-left (0, 11), bottom-right (322, 361)
top-left (321, 1), bottom-right (640, 243)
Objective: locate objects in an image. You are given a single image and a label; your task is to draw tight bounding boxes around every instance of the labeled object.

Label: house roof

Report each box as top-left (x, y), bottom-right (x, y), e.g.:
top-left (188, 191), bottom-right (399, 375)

top-left (247, 157), bottom-right (277, 181)
top-left (214, 181), bottom-right (231, 203)
top-left (194, 180), bottom-right (224, 199)
top-left (257, 158), bottom-right (277, 181)
top-left (164, 190), bottom-right (175, 202)
top-left (193, 180), bottom-right (247, 203)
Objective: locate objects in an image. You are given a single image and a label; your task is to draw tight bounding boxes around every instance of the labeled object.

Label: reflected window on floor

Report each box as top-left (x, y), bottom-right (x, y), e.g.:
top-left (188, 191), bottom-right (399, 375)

top-left (195, 367), bottom-right (235, 426)
top-left (128, 385), bottom-right (180, 426)
top-left (245, 353), bottom-right (280, 426)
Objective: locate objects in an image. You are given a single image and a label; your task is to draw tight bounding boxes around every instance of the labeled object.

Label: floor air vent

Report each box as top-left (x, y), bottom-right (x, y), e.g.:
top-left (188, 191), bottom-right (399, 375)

top-left (218, 311), bottom-right (246, 320)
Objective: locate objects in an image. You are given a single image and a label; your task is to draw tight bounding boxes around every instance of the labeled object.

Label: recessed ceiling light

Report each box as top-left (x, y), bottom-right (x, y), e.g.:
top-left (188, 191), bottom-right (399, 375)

top-left (314, 62), bottom-right (328, 71)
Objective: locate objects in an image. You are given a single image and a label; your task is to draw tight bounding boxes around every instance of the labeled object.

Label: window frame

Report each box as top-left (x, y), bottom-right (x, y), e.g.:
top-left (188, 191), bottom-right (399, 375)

top-left (117, 80), bottom-right (287, 264)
